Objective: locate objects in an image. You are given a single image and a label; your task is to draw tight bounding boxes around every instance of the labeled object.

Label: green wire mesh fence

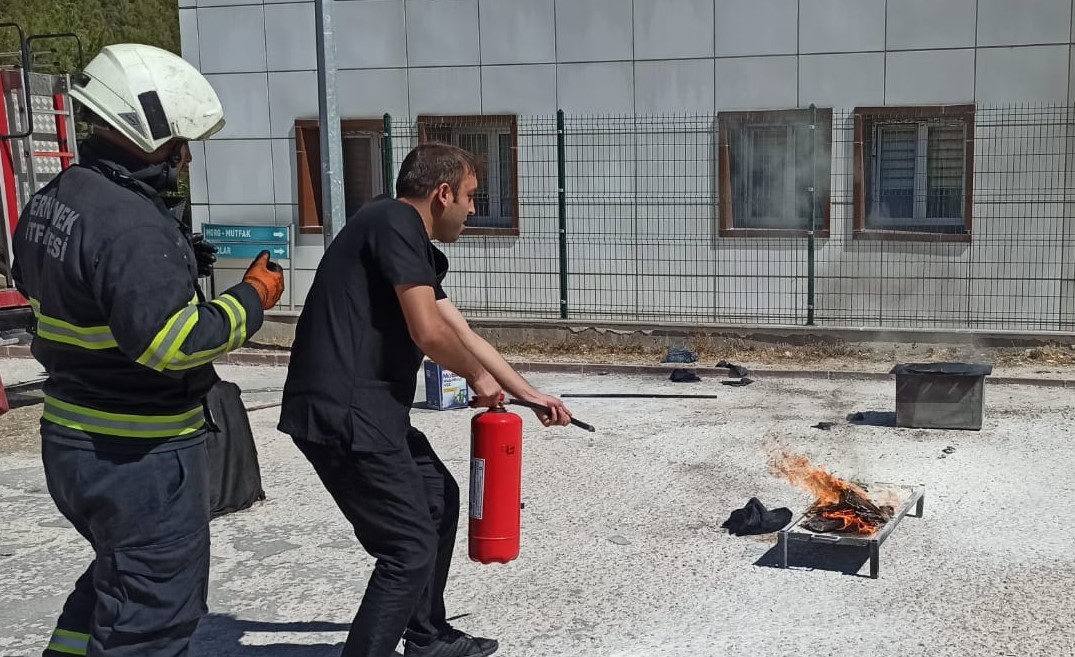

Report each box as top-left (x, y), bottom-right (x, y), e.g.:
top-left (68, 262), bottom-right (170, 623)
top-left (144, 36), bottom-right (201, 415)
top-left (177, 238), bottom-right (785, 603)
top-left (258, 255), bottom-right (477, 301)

top-left (376, 104), bottom-right (1075, 332)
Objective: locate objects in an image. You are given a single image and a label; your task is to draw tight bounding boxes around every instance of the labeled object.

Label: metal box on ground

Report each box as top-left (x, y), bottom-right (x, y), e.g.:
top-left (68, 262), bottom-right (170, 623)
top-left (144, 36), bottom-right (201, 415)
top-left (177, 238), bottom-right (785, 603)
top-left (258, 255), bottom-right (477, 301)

top-left (890, 362), bottom-right (992, 431)
top-left (423, 360), bottom-right (470, 410)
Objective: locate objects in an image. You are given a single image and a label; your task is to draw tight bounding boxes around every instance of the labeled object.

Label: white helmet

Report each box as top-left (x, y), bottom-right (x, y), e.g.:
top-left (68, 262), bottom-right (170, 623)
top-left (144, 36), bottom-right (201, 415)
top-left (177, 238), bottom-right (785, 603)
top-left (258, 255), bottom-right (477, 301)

top-left (70, 43), bottom-right (225, 153)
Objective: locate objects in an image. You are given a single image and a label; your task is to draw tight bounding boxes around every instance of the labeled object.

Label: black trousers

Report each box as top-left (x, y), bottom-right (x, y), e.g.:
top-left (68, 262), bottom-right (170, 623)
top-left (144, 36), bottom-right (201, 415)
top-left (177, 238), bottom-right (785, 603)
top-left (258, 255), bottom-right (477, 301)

top-left (294, 428), bottom-right (460, 657)
top-left (40, 422), bottom-right (211, 657)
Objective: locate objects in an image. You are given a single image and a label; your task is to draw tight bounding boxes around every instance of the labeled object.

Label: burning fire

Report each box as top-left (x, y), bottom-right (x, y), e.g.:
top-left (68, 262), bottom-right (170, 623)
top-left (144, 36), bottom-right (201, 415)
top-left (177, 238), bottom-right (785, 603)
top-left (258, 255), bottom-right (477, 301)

top-left (770, 451), bottom-right (893, 535)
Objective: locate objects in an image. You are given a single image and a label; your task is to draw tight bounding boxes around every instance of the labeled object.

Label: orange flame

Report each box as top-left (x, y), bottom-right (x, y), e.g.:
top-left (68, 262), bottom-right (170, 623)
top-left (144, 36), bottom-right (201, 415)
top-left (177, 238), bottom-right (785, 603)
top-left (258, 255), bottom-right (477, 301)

top-left (817, 508), bottom-right (877, 534)
top-left (770, 451), bottom-right (887, 535)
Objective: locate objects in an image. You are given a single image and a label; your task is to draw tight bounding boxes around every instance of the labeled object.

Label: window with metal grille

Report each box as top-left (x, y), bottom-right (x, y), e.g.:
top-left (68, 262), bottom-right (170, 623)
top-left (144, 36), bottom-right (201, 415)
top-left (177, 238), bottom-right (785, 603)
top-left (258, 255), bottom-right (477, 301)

top-left (854, 105), bottom-right (974, 241)
top-left (294, 119), bottom-right (385, 234)
top-left (718, 109), bottom-right (832, 237)
top-left (417, 115), bottom-right (519, 236)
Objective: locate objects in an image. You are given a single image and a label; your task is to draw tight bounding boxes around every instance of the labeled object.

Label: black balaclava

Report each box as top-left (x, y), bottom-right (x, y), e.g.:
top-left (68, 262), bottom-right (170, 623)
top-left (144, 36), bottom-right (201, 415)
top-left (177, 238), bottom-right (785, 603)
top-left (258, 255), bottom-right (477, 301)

top-left (79, 134), bottom-right (183, 194)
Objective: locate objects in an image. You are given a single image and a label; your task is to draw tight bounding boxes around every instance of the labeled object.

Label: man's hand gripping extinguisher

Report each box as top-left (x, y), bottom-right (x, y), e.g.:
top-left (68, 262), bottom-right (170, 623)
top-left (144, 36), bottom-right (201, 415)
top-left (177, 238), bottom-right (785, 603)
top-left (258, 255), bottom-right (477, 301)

top-left (468, 401), bottom-right (523, 564)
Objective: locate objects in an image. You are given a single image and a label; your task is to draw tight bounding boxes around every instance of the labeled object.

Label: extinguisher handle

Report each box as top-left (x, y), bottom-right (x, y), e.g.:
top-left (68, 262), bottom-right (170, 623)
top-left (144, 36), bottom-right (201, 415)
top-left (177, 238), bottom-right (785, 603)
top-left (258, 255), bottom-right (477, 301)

top-left (506, 398), bottom-right (596, 432)
top-left (468, 391), bottom-right (506, 410)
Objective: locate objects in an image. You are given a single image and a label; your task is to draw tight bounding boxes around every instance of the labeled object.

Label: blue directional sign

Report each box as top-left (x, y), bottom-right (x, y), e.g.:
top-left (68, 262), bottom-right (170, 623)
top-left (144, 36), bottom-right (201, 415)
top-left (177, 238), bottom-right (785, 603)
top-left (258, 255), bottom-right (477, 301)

top-left (203, 223), bottom-right (290, 260)
top-left (214, 243), bottom-right (289, 259)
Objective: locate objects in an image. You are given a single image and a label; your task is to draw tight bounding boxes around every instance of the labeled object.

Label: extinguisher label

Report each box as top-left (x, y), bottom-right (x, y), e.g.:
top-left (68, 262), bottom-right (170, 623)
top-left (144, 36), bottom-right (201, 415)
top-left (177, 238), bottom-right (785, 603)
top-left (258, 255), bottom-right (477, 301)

top-left (469, 457), bottom-right (486, 519)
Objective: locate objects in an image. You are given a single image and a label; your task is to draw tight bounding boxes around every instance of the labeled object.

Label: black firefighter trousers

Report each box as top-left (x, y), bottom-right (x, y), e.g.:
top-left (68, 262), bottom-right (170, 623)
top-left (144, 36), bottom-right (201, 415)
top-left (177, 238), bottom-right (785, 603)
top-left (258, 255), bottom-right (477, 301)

top-left (293, 428), bottom-right (460, 657)
top-left (40, 421), bottom-right (211, 657)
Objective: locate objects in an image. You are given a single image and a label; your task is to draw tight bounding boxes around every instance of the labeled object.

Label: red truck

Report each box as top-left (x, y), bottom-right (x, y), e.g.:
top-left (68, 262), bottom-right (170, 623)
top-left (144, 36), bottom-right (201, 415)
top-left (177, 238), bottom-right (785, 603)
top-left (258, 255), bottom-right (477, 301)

top-left (0, 25), bottom-right (80, 336)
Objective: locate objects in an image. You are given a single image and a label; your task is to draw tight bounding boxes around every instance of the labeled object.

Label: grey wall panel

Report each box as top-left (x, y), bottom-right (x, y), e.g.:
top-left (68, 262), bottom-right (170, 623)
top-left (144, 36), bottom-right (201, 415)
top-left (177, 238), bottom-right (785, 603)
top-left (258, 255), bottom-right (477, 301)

top-left (481, 64), bottom-right (558, 114)
top-left (479, 0), bottom-right (556, 65)
top-left (799, 53), bottom-right (885, 107)
top-left (799, 0), bottom-right (886, 54)
top-left (634, 59), bottom-right (715, 113)
top-left (406, 0), bottom-right (481, 67)
top-left (335, 0), bottom-right (409, 70)
top-left (338, 68), bottom-right (411, 118)
top-left (188, 142), bottom-right (208, 205)
top-left (265, 2), bottom-right (317, 72)
top-left (715, 55), bottom-right (798, 110)
top-left (977, 0), bottom-right (1072, 47)
top-left (557, 62), bottom-right (635, 113)
top-left (205, 140), bottom-right (276, 205)
top-left (196, 5), bottom-right (266, 74)
top-left (409, 67), bottom-right (483, 114)
top-left (555, 0), bottom-right (634, 63)
top-left (271, 138), bottom-right (296, 206)
top-left (975, 45), bottom-right (1070, 103)
top-left (205, 204), bottom-right (278, 225)
top-left (885, 49), bottom-right (975, 104)
top-left (633, 0), bottom-right (715, 60)
top-left (714, 0), bottom-right (798, 57)
top-left (206, 73), bottom-right (271, 139)
top-left (885, 0), bottom-right (977, 51)
top-left (268, 71), bottom-right (319, 137)
top-left (179, 8), bottom-right (200, 68)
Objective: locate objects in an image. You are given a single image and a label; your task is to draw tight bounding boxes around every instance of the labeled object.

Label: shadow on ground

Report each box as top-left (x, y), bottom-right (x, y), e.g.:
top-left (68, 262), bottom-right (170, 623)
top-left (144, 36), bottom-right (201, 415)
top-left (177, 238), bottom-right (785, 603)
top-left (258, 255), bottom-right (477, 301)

top-left (191, 615), bottom-right (354, 657)
top-left (846, 411), bottom-right (897, 427)
top-left (754, 542), bottom-right (873, 578)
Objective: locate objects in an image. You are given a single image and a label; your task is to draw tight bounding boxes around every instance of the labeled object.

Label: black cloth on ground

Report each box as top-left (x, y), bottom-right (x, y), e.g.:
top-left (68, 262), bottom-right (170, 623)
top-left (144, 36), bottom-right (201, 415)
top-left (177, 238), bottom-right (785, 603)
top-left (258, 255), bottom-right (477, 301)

top-left (721, 497), bottom-right (792, 536)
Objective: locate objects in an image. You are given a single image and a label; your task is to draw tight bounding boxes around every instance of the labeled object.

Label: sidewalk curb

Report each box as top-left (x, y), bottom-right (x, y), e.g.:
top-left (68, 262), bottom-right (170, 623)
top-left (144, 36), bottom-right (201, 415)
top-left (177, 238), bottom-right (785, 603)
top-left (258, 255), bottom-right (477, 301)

top-left (3, 344), bottom-right (1072, 388)
top-left (507, 361), bottom-right (1075, 387)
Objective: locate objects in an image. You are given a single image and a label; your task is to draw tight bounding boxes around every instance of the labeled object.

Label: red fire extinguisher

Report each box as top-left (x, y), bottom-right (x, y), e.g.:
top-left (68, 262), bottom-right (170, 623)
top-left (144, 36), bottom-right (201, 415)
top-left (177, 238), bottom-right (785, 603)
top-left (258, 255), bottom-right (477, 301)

top-left (0, 372), bottom-right (9, 417)
top-left (469, 402), bottom-right (523, 564)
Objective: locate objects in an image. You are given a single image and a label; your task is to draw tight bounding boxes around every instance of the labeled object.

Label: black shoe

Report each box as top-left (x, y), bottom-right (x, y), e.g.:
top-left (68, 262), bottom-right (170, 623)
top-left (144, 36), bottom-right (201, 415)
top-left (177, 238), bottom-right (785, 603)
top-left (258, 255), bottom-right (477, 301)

top-left (403, 629), bottom-right (499, 657)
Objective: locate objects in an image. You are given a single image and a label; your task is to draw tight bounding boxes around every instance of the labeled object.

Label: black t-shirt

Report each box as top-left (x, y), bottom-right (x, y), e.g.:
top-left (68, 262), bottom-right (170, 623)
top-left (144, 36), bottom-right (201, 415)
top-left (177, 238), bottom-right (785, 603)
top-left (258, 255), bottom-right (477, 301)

top-left (278, 198), bottom-right (448, 451)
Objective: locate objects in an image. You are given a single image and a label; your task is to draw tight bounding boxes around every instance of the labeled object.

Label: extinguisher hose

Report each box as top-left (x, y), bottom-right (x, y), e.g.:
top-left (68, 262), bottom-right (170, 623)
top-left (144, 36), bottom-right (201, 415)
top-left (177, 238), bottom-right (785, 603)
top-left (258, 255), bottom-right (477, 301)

top-left (506, 399), bottom-right (596, 432)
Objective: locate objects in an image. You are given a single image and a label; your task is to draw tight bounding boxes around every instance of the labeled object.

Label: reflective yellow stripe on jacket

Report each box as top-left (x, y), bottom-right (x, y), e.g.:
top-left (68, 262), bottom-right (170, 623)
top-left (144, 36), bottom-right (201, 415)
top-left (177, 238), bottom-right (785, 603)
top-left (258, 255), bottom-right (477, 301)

top-left (29, 298), bottom-right (118, 351)
top-left (47, 628), bottom-right (90, 655)
top-left (136, 294), bottom-right (247, 372)
top-left (43, 396), bottom-right (205, 439)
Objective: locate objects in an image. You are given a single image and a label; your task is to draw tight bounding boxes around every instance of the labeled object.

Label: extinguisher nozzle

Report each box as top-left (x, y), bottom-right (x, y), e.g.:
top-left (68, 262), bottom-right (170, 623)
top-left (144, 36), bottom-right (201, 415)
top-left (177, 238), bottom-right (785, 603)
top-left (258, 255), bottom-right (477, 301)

top-left (506, 398), bottom-right (596, 432)
top-left (573, 419), bottom-right (596, 432)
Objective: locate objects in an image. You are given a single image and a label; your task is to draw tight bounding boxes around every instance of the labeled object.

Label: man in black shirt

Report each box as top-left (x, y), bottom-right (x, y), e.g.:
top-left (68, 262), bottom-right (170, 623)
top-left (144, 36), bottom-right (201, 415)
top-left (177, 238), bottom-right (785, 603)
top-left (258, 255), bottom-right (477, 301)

top-left (279, 143), bottom-right (573, 657)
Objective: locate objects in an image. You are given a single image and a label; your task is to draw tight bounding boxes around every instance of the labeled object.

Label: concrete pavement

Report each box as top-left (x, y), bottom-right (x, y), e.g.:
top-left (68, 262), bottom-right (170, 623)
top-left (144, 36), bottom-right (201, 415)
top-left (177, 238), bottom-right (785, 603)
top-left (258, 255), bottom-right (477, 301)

top-left (1, 362), bottom-right (1072, 656)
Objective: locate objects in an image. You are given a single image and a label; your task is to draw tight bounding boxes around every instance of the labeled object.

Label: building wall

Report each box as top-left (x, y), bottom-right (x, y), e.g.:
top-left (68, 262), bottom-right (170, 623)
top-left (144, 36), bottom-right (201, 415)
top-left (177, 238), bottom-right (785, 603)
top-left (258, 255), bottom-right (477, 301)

top-left (178, 0), bottom-right (1075, 328)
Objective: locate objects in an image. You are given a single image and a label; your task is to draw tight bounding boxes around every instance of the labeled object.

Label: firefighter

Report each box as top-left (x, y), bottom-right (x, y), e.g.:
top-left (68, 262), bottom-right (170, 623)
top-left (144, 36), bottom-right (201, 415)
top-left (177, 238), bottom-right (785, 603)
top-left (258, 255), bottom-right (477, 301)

top-left (278, 142), bottom-right (573, 657)
top-left (11, 44), bottom-right (284, 657)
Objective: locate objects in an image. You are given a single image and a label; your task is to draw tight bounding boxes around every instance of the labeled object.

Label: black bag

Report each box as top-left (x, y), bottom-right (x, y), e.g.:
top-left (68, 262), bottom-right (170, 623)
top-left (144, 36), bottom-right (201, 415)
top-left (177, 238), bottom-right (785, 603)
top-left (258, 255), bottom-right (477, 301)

top-left (204, 381), bottom-right (266, 518)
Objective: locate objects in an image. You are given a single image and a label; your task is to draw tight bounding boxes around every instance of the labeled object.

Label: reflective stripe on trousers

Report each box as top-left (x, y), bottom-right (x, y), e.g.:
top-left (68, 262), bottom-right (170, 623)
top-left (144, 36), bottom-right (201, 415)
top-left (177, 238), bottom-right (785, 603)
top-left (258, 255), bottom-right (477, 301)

top-left (46, 628), bottom-right (90, 655)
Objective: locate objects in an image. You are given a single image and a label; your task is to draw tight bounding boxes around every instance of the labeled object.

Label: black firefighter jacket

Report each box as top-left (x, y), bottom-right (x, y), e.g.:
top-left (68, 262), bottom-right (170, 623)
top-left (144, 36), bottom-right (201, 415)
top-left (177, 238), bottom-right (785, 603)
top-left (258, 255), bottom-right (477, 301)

top-left (11, 139), bottom-right (264, 447)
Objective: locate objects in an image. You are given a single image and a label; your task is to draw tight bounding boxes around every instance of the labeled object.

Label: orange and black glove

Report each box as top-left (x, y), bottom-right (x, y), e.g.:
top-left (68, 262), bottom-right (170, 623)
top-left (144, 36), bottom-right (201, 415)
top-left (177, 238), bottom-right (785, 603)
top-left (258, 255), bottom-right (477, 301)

top-left (243, 250), bottom-right (285, 310)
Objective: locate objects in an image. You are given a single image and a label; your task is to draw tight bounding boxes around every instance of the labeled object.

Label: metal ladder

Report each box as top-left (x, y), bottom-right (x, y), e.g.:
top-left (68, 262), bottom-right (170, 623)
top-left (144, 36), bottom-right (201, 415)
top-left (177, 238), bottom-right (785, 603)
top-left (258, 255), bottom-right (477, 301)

top-left (1, 69), bottom-right (78, 205)
top-left (0, 25), bottom-right (79, 297)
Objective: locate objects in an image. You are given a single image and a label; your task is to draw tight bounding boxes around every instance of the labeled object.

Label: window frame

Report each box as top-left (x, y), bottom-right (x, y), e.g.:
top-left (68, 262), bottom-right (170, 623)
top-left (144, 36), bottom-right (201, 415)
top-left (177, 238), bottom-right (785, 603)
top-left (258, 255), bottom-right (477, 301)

top-left (416, 114), bottom-right (520, 237)
top-left (852, 104), bottom-right (975, 243)
top-left (295, 118), bottom-right (385, 235)
top-left (717, 108), bottom-right (833, 239)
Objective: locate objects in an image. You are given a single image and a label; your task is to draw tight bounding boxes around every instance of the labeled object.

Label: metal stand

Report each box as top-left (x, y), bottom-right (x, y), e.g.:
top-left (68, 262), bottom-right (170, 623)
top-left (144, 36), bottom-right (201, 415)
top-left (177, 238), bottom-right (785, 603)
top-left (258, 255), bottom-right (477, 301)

top-left (778, 485), bottom-right (925, 579)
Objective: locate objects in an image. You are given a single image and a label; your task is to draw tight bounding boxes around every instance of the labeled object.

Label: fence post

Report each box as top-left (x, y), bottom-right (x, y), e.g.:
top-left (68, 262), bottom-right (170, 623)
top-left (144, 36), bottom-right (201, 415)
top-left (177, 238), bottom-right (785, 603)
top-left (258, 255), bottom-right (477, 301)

top-left (557, 109), bottom-right (569, 319)
top-left (806, 103), bottom-right (817, 326)
top-left (382, 113), bottom-right (393, 196)
top-left (314, 0), bottom-right (346, 246)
